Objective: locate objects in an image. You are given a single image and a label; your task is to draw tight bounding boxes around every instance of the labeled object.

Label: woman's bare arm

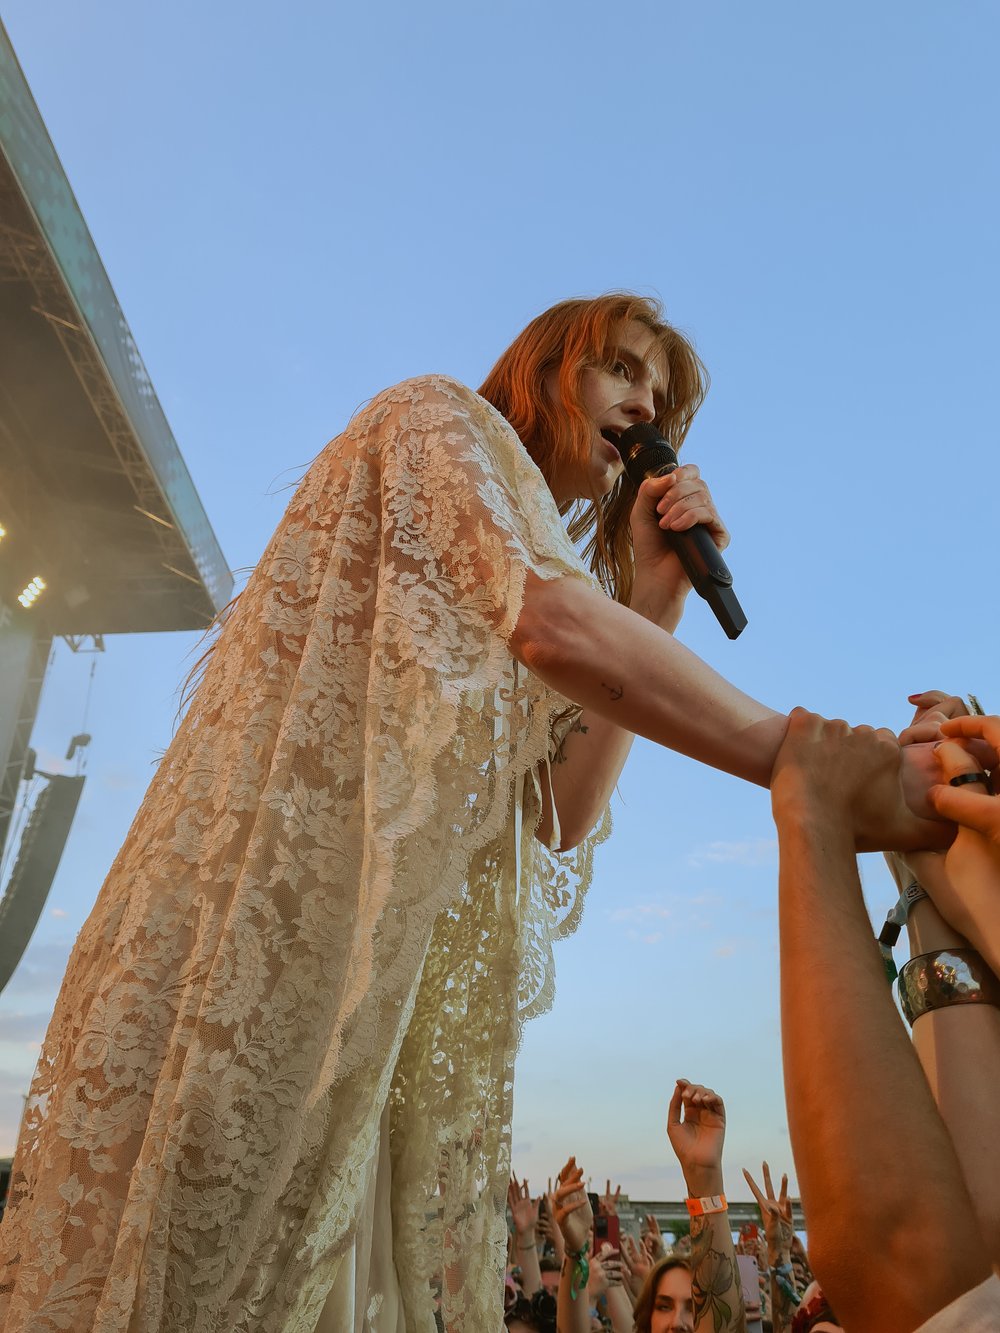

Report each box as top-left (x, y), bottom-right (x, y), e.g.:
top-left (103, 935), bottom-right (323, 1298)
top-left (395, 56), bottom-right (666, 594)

top-left (905, 885), bottom-right (1000, 1268)
top-left (772, 713), bottom-right (990, 1330)
top-left (534, 579), bottom-right (689, 850)
top-left (513, 572), bottom-right (781, 782)
top-left (512, 572), bottom-right (947, 851)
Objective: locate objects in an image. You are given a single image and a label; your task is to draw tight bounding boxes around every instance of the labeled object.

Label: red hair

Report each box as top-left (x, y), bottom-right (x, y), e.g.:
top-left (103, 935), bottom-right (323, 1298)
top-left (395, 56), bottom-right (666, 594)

top-left (478, 293), bottom-right (708, 604)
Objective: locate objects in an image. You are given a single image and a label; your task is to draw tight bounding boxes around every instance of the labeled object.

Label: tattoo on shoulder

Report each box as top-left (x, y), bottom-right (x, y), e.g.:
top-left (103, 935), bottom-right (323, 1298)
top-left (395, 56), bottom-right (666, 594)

top-left (600, 682), bottom-right (623, 702)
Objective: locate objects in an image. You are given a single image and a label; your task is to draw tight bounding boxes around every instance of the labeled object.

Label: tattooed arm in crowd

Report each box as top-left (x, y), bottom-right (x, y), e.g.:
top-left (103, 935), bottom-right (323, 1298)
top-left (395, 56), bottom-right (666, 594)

top-left (667, 1079), bottom-right (747, 1333)
top-left (743, 1163), bottom-right (798, 1333)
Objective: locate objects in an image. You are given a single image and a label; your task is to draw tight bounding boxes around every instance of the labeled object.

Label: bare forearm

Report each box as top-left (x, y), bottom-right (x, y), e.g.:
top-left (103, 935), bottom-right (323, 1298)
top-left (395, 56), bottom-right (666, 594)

top-left (556, 1256), bottom-right (592, 1333)
top-left (768, 1259), bottom-right (796, 1333)
top-left (777, 812), bottom-right (990, 1328)
top-left (604, 1284), bottom-right (633, 1333)
top-left (516, 1232), bottom-right (542, 1297)
top-left (514, 573), bottom-right (785, 789)
top-left (907, 899), bottom-right (1000, 1267)
top-left (763, 1210), bottom-right (796, 1330)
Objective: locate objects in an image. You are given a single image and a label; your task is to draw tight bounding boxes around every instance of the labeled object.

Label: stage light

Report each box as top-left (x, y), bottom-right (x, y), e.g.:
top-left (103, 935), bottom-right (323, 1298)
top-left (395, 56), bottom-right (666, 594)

top-left (17, 576), bottom-right (47, 609)
top-left (0, 523), bottom-right (7, 540)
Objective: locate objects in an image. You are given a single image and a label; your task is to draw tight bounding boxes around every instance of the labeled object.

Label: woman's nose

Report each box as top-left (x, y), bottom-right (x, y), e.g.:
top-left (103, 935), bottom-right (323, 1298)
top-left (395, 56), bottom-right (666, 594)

top-left (623, 384), bottom-right (656, 423)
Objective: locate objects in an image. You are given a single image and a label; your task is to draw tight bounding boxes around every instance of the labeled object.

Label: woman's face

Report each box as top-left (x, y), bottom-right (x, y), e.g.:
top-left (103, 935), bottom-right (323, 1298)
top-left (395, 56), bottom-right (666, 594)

top-left (545, 320), bottom-right (668, 503)
top-left (650, 1265), bottom-right (694, 1333)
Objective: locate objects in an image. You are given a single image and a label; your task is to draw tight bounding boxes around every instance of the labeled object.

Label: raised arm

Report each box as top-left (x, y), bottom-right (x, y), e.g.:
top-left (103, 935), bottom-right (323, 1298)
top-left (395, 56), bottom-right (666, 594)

top-left (552, 1157), bottom-right (595, 1333)
top-left (508, 1174), bottom-right (542, 1298)
top-left (896, 871), bottom-right (1000, 1270)
top-left (743, 1163), bottom-right (797, 1333)
top-left (892, 716), bottom-right (1000, 1268)
top-left (772, 710), bottom-right (991, 1330)
top-left (666, 1079), bottom-right (747, 1333)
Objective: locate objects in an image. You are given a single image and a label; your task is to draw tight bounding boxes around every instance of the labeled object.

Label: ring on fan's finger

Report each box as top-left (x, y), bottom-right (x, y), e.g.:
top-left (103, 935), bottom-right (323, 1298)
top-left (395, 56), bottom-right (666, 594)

top-left (950, 771), bottom-right (990, 788)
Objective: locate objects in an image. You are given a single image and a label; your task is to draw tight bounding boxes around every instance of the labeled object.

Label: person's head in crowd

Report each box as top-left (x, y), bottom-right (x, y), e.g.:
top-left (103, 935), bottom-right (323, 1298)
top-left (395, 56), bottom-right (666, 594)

top-left (632, 1255), bottom-right (694, 1333)
top-left (538, 1255), bottom-right (560, 1295)
top-left (503, 1286), bottom-right (557, 1333)
top-left (504, 1273), bottom-right (521, 1310)
top-left (790, 1233), bottom-right (813, 1291)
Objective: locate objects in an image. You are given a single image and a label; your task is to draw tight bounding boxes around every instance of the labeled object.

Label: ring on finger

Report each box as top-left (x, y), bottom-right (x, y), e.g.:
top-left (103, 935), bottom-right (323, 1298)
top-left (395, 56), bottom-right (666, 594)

top-left (950, 771), bottom-right (990, 789)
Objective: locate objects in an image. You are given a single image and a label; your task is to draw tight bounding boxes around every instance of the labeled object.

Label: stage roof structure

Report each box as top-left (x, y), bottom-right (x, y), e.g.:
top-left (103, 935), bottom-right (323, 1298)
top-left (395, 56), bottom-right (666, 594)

top-left (0, 24), bottom-right (232, 636)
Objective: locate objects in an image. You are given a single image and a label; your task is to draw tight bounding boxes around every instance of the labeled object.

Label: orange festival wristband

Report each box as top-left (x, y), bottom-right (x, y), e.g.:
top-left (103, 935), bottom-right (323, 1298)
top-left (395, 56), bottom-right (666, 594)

top-left (685, 1193), bottom-right (727, 1217)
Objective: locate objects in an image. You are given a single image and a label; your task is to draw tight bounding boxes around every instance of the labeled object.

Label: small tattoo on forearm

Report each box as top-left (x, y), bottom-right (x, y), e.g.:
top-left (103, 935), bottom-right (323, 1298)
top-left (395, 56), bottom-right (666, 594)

top-left (601, 682), bottom-right (623, 702)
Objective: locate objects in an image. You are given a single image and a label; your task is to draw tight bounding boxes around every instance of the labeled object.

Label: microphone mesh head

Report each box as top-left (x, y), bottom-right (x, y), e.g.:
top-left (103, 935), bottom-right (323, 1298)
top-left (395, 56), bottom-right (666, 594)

top-left (616, 423), bottom-right (679, 484)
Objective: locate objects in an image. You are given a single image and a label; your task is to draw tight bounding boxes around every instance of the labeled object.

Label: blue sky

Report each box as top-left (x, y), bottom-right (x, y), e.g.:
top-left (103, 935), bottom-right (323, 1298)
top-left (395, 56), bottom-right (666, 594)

top-left (1, 1), bottom-right (998, 1205)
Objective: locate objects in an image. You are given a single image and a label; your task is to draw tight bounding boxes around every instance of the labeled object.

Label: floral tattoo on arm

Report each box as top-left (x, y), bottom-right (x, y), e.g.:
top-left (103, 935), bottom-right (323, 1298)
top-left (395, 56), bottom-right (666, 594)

top-left (690, 1214), bottom-right (747, 1333)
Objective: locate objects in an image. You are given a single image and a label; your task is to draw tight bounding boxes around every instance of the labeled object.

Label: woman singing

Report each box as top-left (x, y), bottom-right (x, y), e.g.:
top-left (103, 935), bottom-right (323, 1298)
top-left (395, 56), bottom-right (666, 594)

top-left (0, 294), bottom-right (945, 1332)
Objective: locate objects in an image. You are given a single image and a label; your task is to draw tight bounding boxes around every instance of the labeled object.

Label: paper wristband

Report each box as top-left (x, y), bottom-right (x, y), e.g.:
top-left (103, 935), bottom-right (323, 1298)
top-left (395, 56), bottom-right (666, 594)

top-left (685, 1193), bottom-right (727, 1217)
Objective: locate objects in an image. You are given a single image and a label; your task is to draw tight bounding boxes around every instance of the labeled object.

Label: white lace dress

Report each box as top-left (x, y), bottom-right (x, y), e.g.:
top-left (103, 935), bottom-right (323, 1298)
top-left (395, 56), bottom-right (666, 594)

top-left (0, 377), bottom-right (609, 1332)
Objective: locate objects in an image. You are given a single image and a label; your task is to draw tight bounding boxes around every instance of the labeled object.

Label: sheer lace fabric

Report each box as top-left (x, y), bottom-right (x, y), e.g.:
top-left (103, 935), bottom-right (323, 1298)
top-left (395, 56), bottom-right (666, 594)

top-left (0, 376), bottom-right (610, 1331)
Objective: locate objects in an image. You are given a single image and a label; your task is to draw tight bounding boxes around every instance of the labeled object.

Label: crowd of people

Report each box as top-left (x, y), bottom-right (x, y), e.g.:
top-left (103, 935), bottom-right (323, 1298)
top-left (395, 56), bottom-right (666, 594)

top-left (503, 1085), bottom-right (821, 1333)
top-left (503, 701), bottom-right (1000, 1333)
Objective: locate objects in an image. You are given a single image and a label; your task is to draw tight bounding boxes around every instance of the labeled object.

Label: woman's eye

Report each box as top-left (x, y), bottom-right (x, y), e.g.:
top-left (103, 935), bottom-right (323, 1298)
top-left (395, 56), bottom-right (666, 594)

top-left (612, 360), bottom-right (632, 380)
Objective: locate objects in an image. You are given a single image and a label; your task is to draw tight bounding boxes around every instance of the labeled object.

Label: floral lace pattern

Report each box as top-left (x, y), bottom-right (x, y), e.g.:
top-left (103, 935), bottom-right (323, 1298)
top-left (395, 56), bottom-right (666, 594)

top-left (0, 377), bottom-right (609, 1331)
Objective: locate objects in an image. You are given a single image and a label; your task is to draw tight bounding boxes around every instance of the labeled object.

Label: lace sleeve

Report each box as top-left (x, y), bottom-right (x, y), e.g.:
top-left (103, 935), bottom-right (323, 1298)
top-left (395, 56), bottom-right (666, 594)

top-left (0, 374), bottom-right (607, 1333)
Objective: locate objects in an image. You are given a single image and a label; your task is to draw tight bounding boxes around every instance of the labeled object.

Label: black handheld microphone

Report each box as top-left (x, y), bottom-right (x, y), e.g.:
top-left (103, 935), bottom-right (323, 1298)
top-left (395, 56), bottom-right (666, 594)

top-left (612, 422), bottom-right (747, 640)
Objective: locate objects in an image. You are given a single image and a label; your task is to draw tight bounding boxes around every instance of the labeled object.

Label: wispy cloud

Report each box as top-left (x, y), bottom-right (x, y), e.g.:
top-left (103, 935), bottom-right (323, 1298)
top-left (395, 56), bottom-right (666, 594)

top-left (49, 908), bottom-right (67, 919)
top-left (0, 1011), bottom-right (53, 1043)
top-left (609, 903), bottom-right (673, 924)
top-left (686, 838), bottom-right (777, 869)
top-left (623, 930), bottom-right (664, 946)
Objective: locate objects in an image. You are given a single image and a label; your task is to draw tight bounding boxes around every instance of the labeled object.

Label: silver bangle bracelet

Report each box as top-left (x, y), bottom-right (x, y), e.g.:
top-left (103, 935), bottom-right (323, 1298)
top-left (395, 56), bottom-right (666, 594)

top-left (898, 948), bottom-right (1000, 1025)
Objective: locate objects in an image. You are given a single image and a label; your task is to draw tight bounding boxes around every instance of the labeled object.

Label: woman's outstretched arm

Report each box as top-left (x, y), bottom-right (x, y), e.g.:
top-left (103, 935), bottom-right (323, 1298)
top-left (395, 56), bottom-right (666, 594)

top-left (512, 571), bottom-right (946, 851)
